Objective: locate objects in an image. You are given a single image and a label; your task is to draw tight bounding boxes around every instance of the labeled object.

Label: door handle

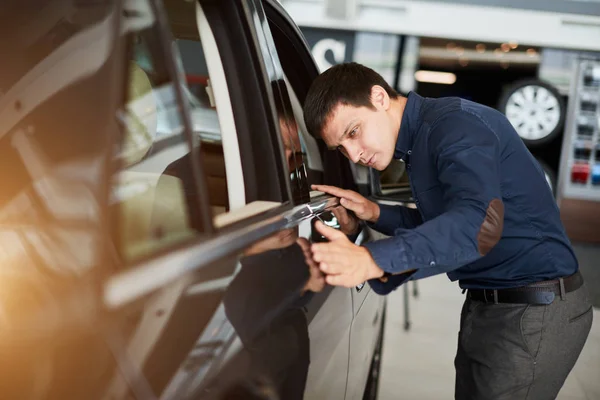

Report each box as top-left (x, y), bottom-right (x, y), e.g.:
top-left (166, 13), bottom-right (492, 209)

top-left (310, 210), bottom-right (340, 243)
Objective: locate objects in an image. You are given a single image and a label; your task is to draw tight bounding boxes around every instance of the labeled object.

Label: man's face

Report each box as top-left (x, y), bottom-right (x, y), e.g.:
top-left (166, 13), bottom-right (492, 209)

top-left (321, 87), bottom-right (397, 171)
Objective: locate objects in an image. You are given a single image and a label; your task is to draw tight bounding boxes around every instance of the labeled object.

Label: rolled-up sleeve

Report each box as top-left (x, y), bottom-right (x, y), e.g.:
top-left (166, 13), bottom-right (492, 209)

top-left (364, 111), bottom-right (505, 292)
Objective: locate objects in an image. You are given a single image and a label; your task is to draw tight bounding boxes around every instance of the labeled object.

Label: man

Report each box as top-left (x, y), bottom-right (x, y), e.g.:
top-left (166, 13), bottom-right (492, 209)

top-left (304, 62), bottom-right (593, 399)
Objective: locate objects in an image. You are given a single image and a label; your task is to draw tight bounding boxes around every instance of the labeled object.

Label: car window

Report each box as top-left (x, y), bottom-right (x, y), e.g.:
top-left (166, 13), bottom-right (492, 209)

top-left (111, 2), bottom-right (230, 263)
top-left (274, 88), bottom-right (312, 203)
top-left (265, 7), bottom-right (360, 193)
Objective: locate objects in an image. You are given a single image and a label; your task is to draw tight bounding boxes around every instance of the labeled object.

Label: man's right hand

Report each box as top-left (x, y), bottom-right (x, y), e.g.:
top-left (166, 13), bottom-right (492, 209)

top-left (312, 184), bottom-right (380, 223)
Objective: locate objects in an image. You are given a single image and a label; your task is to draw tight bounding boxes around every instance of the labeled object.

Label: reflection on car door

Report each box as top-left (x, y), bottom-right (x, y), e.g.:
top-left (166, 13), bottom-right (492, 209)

top-left (262, 1), bottom-right (388, 399)
top-left (248, 1), bottom-right (354, 398)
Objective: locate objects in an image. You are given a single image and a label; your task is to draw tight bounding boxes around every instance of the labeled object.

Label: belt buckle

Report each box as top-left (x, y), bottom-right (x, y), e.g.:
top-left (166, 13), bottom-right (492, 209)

top-left (484, 289), bottom-right (499, 304)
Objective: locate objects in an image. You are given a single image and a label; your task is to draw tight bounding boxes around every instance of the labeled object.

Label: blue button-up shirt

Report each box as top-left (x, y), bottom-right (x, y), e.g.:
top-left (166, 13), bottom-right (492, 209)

top-left (365, 92), bottom-right (578, 294)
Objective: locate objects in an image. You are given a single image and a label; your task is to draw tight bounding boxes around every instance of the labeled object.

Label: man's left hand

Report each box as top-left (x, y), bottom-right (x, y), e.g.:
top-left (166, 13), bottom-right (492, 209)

top-left (331, 205), bottom-right (360, 236)
top-left (311, 221), bottom-right (385, 288)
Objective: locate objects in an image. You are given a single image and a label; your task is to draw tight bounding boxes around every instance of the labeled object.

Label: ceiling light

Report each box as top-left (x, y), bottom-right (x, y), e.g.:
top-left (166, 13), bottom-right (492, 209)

top-left (415, 70), bottom-right (457, 85)
top-left (527, 48), bottom-right (537, 56)
top-left (476, 44), bottom-right (486, 53)
top-left (501, 43), bottom-right (511, 52)
top-left (446, 42), bottom-right (457, 50)
top-left (459, 57), bottom-right (469, 67)
top-left (509, 41), bottom-right (518, 49)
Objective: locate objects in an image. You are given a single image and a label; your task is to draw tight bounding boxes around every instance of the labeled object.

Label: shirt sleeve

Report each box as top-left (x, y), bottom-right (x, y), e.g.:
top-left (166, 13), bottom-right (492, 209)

top-left (363, 110), bottom-right (505, 281)
top-left (367, 203), bottom-right (423, 236)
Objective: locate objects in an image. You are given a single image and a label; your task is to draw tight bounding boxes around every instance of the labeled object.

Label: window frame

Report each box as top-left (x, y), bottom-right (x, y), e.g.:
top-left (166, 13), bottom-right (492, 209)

top-left (198, 0), bottom-right (293, 206)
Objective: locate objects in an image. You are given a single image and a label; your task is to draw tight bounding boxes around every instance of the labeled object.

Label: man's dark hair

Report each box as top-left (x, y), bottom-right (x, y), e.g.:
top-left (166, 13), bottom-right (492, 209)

top-left (303, 62), bottom-right (399, 139)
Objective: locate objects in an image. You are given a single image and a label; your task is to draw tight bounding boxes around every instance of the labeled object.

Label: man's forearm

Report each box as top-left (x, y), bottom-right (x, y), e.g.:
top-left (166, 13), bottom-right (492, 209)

top-left (367, 203), bottom-right (423, 236)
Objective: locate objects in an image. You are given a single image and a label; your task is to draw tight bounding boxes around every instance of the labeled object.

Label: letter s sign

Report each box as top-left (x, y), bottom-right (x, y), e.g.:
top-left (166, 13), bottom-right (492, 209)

top-left (311, 38), bottom-right (347, 72)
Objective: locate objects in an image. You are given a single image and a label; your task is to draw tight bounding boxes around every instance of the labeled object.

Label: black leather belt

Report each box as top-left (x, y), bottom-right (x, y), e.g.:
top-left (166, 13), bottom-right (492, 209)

top-left (467, 271), bottom-right (583, 305)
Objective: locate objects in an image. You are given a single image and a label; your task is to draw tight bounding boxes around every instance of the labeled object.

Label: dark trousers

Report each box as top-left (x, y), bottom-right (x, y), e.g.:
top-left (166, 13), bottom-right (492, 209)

top-left (455, 283), bottom-right (593, 399)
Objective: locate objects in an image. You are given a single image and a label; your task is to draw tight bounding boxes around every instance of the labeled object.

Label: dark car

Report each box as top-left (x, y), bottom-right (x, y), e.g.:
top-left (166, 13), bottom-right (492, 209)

top-left (0, 0), bottom-right (401, 399)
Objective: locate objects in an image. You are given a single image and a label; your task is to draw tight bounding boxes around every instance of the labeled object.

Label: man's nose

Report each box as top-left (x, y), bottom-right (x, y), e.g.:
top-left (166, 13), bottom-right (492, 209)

top-left (347, 146), bottom-right (363, 164)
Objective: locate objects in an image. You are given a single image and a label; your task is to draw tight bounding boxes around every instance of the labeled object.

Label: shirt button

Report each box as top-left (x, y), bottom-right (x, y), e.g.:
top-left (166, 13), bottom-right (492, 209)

top-left (430, 261), bottom-right (436, 266)
top-left (407, 150), bottom-right (412, 155)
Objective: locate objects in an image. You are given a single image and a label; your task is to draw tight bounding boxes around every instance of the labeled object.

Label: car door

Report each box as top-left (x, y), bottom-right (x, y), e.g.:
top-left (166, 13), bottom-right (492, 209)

top-left (108, 1), bottom-right (356, 400)
top-left (261, 2), bottom-right (387, 399)
top-left (250, 2), bottom-right (358, 399)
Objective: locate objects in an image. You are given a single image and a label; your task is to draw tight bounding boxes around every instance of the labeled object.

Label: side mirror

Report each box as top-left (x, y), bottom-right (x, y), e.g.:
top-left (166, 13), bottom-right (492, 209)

top-left (310, 211), bottom-right (340, 243)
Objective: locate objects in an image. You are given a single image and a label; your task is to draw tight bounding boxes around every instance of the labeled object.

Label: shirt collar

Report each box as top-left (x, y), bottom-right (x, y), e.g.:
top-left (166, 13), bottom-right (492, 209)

top-left (394, 91), bottom-right (423, 160)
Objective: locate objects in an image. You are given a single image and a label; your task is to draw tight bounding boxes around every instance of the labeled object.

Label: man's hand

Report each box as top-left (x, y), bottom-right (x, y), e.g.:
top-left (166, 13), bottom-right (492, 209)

top-left (312, 184), bottom-right (380, 223)
top-left (331, 205), bottom-right (359, 236)
top-left (310, 221), bottom-right (384, 288)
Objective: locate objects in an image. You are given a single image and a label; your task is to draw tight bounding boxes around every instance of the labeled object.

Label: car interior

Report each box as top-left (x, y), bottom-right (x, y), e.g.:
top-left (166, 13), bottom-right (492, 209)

top-left (113, 0), bottom-right (339, 266)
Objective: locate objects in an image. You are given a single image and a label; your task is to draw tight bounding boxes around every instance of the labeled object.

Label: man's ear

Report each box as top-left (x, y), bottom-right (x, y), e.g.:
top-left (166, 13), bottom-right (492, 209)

top-left (370, 85), bottom-right (390, 111)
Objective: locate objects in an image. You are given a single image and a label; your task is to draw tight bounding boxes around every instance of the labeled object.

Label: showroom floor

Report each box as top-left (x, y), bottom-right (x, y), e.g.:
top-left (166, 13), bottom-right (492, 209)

top-left (378, 275), bottom-right (600, 400)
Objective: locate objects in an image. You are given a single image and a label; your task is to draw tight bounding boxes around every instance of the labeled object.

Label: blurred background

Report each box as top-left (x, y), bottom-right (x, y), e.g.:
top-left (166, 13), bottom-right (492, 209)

top-left (280, 0), bottom-right (600, 398)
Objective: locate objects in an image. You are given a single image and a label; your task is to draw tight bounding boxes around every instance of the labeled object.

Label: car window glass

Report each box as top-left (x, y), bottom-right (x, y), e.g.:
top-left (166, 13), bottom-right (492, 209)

top-left (173, 38), bottom-right (230, 212)
top-left (276, 93), bottom-right (311, 203)
top-left (111, 2), bottom-right (229, 263)
top-left (380, 159), bottom-right (409, 191)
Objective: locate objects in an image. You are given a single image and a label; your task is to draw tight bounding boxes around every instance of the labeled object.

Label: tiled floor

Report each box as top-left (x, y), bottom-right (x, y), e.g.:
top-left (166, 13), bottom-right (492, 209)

top-left (378, 275), bottom-right (600, 400)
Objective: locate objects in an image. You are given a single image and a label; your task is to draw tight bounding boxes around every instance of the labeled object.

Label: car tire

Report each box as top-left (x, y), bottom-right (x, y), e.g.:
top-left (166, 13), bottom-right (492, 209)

top-left (498, 79), bottom-right (565, 147)
top-left (362, 300), bottom-right (387, 400)
top-left (536, 157), bottom-right (557, 197)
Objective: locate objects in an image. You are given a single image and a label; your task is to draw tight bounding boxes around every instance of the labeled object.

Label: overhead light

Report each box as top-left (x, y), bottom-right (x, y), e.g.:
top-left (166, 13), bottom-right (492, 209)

top-left (501, 43), bottom-right (511, 52)
top-left (476, 44), bottom-right (486, 53)
top-left (459, 57), bottom-right (469, 67)
top-left (509, 41), bottom-right (518, 49)
top-left (415, 70), bottom-right (457, 85)
top-left (527, 48), bottom-right (537, 56)
top-left (446, 42), bottom-right (457, 50)
top-left (455, 46), bottom-right (465, 56)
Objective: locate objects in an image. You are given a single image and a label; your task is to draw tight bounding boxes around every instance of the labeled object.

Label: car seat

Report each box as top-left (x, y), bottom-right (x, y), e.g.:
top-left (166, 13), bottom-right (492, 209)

top-left (115, 61), bottom-right (193, 261)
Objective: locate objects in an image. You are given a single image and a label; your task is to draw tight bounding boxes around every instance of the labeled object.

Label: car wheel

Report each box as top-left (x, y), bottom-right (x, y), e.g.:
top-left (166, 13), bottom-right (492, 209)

top-left (536, 157), bottom-right (557, 197)
top-left (362, 300), bottom-right (386, 400)
top-left (498, 79), bottom-right (565, 147)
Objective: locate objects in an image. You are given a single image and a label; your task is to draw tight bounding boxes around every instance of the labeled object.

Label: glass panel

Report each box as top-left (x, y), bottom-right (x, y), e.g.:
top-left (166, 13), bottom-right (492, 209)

top-left (112, 1), bottom-right (232, 262)
top-left (112, 29), bottom-right (202, 262)
top-left (174, 39), bottom-right (229, 214)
